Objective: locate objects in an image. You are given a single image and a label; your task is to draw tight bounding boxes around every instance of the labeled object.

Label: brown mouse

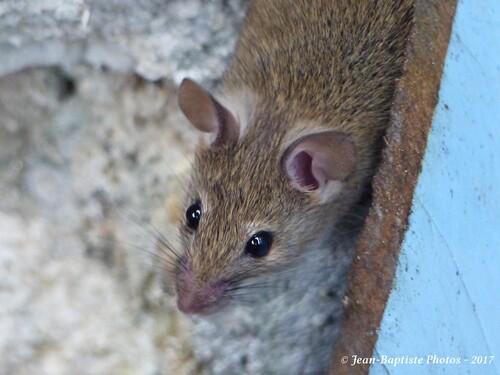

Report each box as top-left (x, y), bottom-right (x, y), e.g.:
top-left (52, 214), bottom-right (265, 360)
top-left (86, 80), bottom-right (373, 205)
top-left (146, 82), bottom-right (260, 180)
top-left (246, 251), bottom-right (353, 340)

top-left (166, 0), bottom-right (413, 314)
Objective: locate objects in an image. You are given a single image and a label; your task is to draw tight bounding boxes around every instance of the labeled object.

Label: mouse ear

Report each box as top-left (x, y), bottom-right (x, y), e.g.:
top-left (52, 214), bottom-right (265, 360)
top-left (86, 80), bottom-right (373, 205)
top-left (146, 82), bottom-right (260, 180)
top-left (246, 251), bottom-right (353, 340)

top-left (178, 78), bottom-right (239, 147)
top-left (282, 131), bottom-right (357, 200)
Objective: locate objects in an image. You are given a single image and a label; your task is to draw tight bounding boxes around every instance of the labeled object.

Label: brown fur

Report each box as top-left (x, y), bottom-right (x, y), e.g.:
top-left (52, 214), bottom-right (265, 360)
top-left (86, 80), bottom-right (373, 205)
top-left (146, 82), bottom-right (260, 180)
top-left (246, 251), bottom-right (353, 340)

top-left (175, 0), bottom-right (414, 308)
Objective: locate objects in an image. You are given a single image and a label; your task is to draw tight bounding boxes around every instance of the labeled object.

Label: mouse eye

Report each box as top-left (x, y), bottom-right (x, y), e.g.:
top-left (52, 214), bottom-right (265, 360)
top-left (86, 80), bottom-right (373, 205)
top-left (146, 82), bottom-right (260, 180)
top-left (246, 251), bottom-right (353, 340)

top-left (245, 231), bottom-right (273, 258)
top-left (186, 202), bottom-right (202, 230)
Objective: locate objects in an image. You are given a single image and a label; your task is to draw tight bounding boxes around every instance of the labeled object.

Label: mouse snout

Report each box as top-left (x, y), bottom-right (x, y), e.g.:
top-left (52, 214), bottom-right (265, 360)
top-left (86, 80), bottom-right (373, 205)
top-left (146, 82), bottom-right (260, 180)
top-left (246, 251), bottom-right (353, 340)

top-left (175, 268), bottom-right (225, 315)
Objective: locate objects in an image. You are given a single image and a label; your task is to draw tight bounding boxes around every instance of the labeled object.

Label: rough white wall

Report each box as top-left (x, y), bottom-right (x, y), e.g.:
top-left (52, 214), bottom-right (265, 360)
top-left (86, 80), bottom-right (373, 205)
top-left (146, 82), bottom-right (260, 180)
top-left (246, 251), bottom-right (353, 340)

top-left (0, 1), bottom-right (354, 374)
top-left (0, 68), bottom-right (198, 374)
top-left (0, 0), bottom-right (247, 83)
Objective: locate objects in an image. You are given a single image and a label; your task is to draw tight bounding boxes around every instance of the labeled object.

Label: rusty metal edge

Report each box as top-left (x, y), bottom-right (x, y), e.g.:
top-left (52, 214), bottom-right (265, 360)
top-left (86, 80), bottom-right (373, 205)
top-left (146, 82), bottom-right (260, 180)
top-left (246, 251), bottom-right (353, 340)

top-left (328, 0), bottom-right (458, 373)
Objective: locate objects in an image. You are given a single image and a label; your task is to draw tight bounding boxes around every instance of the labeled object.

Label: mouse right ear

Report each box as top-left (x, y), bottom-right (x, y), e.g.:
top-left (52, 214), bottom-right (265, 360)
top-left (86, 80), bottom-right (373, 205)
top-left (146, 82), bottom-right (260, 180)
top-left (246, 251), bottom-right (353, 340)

top-left (178, 78), bottom-right (239, 147)
top-left (282, 131), bottom-right (357, 202)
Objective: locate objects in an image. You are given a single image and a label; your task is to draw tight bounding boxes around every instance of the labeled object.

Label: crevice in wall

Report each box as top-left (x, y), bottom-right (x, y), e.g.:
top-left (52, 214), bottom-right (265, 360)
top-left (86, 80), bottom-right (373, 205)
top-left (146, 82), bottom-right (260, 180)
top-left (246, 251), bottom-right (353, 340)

top-left (329, 1), bottom-right (458, 373)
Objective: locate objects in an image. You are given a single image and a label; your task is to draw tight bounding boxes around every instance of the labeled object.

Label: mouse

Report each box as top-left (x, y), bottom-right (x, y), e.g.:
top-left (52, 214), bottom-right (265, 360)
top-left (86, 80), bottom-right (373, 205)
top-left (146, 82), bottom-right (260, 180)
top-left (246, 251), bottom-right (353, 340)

top-left (165, 0), bottom-right (413, 315)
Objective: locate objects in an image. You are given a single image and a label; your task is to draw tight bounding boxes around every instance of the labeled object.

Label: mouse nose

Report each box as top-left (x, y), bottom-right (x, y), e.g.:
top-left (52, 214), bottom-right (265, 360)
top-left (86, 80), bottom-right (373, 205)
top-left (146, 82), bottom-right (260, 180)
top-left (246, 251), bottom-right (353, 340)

top-left (176, 270), bottom-right (225, 314)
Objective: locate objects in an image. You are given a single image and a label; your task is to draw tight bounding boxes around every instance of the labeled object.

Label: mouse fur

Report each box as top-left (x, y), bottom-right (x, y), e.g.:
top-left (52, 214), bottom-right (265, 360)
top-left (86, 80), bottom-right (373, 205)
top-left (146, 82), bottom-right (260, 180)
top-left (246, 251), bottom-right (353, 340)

top-left (169, 0), bottom-right (414, 315)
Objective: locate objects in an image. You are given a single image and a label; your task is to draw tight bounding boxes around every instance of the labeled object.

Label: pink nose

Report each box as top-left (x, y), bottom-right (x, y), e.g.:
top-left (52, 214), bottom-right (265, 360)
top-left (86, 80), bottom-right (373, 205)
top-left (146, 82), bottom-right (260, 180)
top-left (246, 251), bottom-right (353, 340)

top-left (176, 270), bottom-right (224, 315)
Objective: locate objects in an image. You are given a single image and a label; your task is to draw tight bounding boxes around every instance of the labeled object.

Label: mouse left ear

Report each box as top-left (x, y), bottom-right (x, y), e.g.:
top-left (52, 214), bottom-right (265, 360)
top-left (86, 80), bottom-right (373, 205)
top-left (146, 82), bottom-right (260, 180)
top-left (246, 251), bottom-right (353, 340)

top-left (282, 131), bottom-right (357, 201)
top-left (178, 78), bottom-right (239, 147)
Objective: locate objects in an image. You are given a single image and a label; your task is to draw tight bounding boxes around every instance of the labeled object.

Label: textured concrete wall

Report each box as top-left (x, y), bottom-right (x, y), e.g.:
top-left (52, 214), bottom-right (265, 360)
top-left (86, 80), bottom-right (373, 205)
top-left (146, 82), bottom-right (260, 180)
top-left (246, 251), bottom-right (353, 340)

top-left (0, 1), bottom-right (355, 374)
top-left (0, 0), bottom-right (247, 84)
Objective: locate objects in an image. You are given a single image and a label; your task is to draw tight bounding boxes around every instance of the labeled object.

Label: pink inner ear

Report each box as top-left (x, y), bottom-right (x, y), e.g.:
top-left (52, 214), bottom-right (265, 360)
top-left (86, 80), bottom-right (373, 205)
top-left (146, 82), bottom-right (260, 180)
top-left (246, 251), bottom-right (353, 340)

top-left (288, 150), bottom-right (320, 190)
top-left (283, 131), bottom-right (357, 194)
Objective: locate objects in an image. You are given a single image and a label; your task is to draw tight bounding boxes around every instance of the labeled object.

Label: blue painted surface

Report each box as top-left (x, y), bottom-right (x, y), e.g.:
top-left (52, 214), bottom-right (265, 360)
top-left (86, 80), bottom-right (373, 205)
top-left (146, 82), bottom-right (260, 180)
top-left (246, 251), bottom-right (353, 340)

top-left (370, 0), bottom-right (500, 374)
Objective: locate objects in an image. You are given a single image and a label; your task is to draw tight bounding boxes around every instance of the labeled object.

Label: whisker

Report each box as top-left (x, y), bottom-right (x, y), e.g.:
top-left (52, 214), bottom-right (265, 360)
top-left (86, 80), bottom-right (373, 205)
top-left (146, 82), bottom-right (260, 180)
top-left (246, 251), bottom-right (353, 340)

top-left (112, 206), bottom-right (185, 264)
top-left (91, 233), bottom-right (181, 271)
top-left (225, 283), bottom-right (274, 292)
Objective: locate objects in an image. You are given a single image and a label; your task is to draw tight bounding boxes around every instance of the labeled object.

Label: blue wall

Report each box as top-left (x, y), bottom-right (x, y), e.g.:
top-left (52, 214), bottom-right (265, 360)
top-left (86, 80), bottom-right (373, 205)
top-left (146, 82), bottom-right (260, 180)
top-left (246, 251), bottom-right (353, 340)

top-left (371, 0), bottom-right (500, 374)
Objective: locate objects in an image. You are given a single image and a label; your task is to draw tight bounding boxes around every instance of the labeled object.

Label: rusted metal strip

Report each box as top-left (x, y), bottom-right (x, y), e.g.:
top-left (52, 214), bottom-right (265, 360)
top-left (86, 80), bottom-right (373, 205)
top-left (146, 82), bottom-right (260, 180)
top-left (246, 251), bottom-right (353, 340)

top-left (329, 0), bottom-right (457, 373)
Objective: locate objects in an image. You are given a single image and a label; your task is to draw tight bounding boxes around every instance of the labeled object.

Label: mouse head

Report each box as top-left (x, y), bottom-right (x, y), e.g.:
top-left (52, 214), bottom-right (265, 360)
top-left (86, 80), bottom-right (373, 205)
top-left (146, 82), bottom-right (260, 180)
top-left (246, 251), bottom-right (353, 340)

top-left (169, 79), bottom-right (357, 315)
